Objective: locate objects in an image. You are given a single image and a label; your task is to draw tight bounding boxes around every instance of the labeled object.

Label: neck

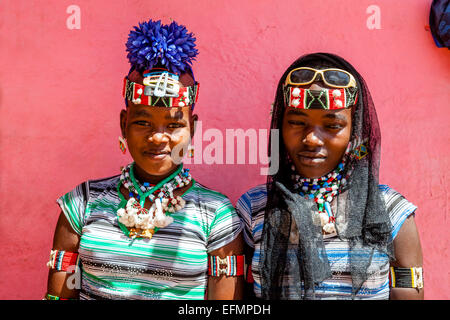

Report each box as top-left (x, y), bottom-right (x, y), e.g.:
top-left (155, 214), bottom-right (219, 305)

top-left (133, 163), bottom-right (182, 185)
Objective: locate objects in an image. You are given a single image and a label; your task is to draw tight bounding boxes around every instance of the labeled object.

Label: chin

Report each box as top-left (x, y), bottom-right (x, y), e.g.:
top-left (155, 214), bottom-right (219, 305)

top-left (298, 172), bottom-right (324, 179)
top-left (148, 163), bottom-right (176, 176)
top-left (295, 164), bottom-right (333, 179)
top-left (139, 159), bottom-right (177, 177)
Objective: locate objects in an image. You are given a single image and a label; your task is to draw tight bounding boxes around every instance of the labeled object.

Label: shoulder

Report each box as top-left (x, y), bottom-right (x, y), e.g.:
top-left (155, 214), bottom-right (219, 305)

top-left (236, 184), bottom-right (267, 216)
top-left (60, 174), bottom-right (120, 198)
top-left (235, 184), bottom-right (267, 248)
top-left (57, 174), bottom-right (120, 233)
top-left (378, 184), bottom-right (417, 215)
top-left (85, 174), bottom-right (120, 193)
top-left (378, 184), bottom-right (418, 239)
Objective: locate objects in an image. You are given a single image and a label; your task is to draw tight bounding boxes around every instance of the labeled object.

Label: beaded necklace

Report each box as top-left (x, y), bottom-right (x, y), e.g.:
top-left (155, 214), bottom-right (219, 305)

top-left (291, 161), bottom-right (348, 235)
top-left (117, 162), bottom-right (192, 239)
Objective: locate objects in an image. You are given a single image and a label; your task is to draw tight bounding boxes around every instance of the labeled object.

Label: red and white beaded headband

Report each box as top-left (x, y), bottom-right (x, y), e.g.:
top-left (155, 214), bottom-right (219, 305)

top-left (283, 87), bottom-right (358, 110)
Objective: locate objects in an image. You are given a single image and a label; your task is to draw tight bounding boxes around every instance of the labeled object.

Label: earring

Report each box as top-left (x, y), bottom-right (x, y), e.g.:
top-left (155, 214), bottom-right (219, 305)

top-left (119, 136), bottom-right (127, 154)
top-left (187, 144), bottom-right (194, 158)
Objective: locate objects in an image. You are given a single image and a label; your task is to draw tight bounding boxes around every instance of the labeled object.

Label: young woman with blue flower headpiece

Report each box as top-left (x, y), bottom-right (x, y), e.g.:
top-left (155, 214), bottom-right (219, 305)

top-left (45, 20), bottom-right (244, 300)
top-left (236, 53), bottom-right (424, 300)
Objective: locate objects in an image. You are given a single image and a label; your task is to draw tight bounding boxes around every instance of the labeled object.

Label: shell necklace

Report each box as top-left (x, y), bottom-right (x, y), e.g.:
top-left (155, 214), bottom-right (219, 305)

top-left (117, 162), bottom-right (192, 239)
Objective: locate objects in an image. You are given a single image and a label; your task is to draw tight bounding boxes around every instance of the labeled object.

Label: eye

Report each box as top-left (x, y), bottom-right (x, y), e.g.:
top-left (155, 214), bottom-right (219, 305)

top-left (167, 122), bottom-right (186, 129)
top-left (134, 121), bottom-right (152, 127)
top-left (325, 123), bottom-right (345, 130)
top-left (288, 119), bottom-right (306, 126)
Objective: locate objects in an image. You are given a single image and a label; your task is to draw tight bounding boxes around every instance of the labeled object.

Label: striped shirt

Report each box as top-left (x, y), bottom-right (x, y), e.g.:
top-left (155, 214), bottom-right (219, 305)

top-left (57, 175), bottom-right (242, 300)
top-left (236, 184), bottom-right (417, 300)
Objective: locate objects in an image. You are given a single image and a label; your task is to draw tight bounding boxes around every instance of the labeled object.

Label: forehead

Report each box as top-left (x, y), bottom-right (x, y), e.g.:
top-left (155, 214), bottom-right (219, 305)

top-left (284, 107), bottom-right (352, 120)
top-left (128, 103), bottom-right (191, 120)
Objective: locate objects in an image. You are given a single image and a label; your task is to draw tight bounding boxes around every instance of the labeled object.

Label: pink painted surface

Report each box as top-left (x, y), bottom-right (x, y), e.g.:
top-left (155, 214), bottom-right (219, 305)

top-left (0, 0), bottom-right (448, 299)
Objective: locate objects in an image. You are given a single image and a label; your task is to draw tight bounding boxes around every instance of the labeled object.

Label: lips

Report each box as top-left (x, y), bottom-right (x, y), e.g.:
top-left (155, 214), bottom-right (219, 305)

top-left (296, 151), bottom-right (327, 166)
top-left (143, 149), bottom-right (171, 160)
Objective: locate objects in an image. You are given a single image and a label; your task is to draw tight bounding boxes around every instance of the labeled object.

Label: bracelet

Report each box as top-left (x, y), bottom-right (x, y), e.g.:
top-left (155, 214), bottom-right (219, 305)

top-left (389, 267), bottom-right (423, 289)
top-left (208, 255), bottom-right (245, 277)
top-left (43, 293), bottom-right (76, 300)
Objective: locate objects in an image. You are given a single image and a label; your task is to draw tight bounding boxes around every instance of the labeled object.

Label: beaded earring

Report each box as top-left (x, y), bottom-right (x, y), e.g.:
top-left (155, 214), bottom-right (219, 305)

top-left (187, 145), bottom-right (194, 158)
top-left (119, 136), bottom-right (127, 154)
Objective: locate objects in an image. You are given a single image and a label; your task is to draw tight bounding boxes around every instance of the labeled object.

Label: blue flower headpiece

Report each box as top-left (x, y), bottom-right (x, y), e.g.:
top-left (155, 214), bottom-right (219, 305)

top-left (126, 20), bottom-right (198, 75)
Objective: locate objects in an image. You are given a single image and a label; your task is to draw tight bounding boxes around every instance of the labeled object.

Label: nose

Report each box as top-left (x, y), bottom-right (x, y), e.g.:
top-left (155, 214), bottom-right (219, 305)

top-left (308, 83), bottom-right (326, 91)
top-left (302, 128), bottom-right (324, 147)
top-left (148, 131), bottom-right (170, 144)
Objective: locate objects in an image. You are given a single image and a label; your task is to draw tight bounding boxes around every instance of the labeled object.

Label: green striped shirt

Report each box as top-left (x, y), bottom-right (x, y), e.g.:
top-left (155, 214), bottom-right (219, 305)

top-left (57, 174), bottom-right (242, 300)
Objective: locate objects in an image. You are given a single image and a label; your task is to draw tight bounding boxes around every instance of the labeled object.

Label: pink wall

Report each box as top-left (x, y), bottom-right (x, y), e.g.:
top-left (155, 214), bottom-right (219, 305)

top-left (0, 0), bottom-right (448, 299)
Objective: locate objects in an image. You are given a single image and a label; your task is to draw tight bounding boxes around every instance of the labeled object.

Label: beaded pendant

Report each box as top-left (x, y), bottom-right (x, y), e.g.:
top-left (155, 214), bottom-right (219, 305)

top-left (292, 161), bottom-right (348, 236)
top-left (117, 163), bottom-right (192, 239)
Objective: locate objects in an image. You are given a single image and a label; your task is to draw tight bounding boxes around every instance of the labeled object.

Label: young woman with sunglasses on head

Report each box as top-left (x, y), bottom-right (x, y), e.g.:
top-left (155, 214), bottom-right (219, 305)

top-left (236, 53), bottom-right (423, 300)
top-left (45, 20), bottom-right (244, 300)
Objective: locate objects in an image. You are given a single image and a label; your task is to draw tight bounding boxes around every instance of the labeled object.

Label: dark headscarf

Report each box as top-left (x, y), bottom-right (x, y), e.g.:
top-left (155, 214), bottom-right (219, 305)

top-left (260, 52), bottom-right (394, 299)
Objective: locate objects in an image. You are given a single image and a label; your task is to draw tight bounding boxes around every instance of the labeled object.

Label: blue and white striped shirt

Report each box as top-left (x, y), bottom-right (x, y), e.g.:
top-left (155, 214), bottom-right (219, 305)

top-left (236, 184), bottom-right (417, 300)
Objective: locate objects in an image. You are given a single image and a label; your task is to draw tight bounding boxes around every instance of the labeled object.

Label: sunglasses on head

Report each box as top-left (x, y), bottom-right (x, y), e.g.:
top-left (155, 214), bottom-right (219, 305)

top-left (285, 67), bottom-right (357, 88)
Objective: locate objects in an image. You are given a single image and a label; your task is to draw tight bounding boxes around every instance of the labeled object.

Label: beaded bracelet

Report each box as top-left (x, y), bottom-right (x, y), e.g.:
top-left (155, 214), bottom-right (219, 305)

top-left (44, 293), bottom-right (76, 300)
top-left (47, 250), bottom-right (79, 273)
top-left (389, 267), bottom-right (423, 289)
top-left (208, 255), bottom-right (245, 277)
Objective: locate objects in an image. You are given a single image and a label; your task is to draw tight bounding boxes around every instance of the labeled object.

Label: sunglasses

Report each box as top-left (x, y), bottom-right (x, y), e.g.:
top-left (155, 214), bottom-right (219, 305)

top-left (285, 67), bottom-right (357, 88)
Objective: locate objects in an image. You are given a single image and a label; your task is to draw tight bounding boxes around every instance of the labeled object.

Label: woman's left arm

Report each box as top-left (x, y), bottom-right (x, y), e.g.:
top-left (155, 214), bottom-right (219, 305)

top-left (390, 213), bottom-right (424, 300)
top-left (207, 233), bottom-right (244, 300)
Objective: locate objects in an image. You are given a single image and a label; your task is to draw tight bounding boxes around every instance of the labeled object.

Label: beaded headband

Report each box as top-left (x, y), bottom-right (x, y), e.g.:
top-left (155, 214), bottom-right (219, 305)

top-left (283, 86), bottom-right (358, 110)
top-left (125, 20), bottom-right (199, 108)
top-left (123, 77), bottom-right (199, 107)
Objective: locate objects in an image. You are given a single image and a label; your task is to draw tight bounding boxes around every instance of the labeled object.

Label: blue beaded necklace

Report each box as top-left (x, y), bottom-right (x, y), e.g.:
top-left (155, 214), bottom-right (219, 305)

top-left (291, 161), bottom-right (348, 234)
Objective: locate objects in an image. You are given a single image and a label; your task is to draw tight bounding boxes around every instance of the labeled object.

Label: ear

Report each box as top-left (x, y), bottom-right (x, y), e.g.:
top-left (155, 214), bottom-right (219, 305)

top-left (120, 109), bottom-right (128, 138)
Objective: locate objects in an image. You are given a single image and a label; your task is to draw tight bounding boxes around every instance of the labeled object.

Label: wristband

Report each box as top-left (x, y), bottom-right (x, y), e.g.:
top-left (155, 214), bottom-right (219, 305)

top-left (44, 293), bottom-right (76, 300)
